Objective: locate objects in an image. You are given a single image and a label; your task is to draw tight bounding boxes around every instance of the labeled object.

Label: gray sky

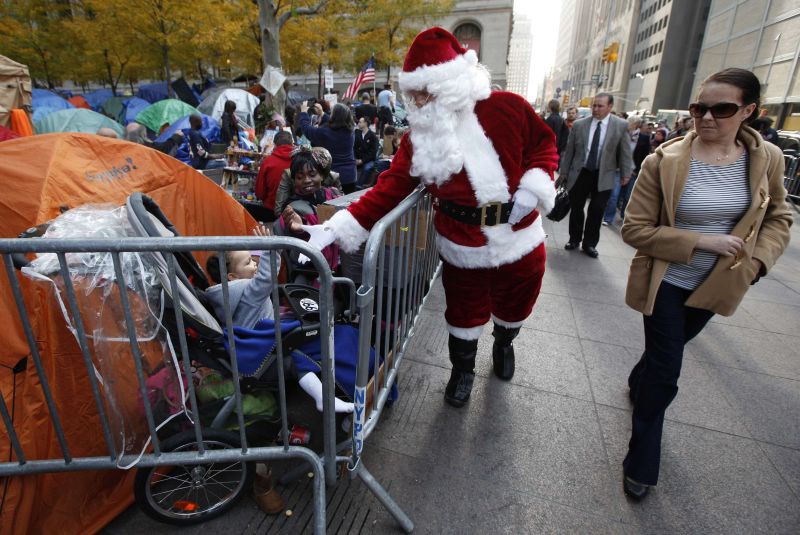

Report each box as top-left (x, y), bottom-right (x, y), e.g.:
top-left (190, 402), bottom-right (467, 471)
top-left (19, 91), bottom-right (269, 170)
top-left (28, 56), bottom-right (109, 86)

top-left (514, 0), bottom-right (563, 100)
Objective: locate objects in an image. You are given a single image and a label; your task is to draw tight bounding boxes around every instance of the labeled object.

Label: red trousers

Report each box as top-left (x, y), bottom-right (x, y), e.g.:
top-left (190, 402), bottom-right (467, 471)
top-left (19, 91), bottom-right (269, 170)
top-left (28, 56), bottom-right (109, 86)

top-left (442, 244), bottom-right (546, 336)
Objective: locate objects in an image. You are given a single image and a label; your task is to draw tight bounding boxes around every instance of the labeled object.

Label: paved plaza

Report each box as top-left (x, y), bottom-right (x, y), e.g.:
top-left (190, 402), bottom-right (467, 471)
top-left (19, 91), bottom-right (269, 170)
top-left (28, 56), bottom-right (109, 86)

top-left (107, 211), bottom-right (800, 535)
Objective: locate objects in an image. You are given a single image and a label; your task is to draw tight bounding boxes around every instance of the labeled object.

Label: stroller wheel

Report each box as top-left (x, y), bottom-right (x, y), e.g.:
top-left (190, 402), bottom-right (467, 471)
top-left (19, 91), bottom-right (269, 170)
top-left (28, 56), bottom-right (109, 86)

top-left (134, 429), bottom-right (254, 525)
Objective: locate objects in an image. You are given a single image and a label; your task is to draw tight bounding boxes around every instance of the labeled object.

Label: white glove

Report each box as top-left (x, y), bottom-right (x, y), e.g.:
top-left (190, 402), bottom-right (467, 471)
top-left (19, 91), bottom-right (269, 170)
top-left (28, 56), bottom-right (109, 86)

top-left (508, 188), bottom-right (539, 225)
top-left (297, 224), bottom-right (336, 264)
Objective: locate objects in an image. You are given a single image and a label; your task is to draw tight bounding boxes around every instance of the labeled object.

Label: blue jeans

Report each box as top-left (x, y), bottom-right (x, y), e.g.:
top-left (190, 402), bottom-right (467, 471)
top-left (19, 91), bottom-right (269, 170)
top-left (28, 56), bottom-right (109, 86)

top-left (356, 160), bottom-right (375, 187)
top-left (619, 172), bottom-right (638, 220)
top-left (603, 171), bottom-right (621, 223)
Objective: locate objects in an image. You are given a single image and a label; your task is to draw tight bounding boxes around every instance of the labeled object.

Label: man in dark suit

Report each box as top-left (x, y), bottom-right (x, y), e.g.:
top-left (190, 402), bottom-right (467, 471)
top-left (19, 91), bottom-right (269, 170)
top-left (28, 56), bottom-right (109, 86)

top-left (558, 93), bottom-right (633, 258)
top-left (354, 116), bottom-right (378, 187)
top-left (354, 93), bottom-right (378, 129)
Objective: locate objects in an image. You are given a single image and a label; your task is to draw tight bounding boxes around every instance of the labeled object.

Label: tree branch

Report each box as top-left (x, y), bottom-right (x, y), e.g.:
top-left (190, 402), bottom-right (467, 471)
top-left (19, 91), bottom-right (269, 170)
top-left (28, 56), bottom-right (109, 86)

top-left (278, 0), bottom-right (328, 29)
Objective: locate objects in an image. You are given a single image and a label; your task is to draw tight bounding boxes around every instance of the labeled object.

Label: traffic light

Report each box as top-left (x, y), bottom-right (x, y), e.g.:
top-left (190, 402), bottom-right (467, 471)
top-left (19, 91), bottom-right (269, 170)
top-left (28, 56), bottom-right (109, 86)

top-left (608, 42), bottom-right (620, 63)
top-left (562, 94), bottom-right (570, 105)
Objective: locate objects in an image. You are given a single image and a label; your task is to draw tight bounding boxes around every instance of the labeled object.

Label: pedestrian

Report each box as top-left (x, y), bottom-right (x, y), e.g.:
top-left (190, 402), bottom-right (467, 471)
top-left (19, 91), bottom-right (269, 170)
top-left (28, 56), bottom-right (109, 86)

top-left (255, 130), bottom-right (294, 219)
top-left (354, 116), bottom-right (379, 187)
top-left (354, 92), bottom-right (378, 129)
top-left (603, 116), bottom-right (642, 225)
top-left (544, 99), bottom-right (568, 156)
top-left (754, 116), bottom-right (779, 145)
top-left (220, 100), bottom-right (240, 146)
top-left (186, 114), bottom-right (225, 170)
top-left (565, 105), bottom-right (578, 130)
top-left (377, 83), bottom-right (395, 136)
top-left (297, 101), bottom-right (357, 193)
top-left (299, 26), bottom-right (559, 408)
top-left (620, 67), bottom-right (792, 500)
top-left (619, 121), bottom-right (653, 220)
top-left (559, 93), bottom-right (633, 258)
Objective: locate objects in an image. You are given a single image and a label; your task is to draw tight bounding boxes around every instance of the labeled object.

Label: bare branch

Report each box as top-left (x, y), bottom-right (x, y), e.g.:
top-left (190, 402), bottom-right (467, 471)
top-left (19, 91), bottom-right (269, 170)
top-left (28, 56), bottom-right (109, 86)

top-left (278, 0), bottom-right (328, 29)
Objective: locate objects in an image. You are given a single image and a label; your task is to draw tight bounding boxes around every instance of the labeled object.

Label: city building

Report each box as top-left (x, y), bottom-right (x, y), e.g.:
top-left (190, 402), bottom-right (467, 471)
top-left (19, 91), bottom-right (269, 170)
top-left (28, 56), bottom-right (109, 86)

top-left (506, 11), bottom-right (533, 97)
top-left (627, 0), bottom-right (711, 114)
top-left (691, 0), bottom-right (800, 129)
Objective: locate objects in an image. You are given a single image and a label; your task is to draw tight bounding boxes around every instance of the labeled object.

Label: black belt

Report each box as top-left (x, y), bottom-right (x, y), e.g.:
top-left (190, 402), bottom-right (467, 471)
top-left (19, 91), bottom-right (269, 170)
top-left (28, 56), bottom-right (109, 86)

top-left (437, 199), bottom-right (514, 227)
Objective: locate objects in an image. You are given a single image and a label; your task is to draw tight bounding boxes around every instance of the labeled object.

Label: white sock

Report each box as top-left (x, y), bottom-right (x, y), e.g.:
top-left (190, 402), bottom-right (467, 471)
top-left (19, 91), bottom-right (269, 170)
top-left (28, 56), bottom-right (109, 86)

top-left (298, 373), bottom-right (354, 413)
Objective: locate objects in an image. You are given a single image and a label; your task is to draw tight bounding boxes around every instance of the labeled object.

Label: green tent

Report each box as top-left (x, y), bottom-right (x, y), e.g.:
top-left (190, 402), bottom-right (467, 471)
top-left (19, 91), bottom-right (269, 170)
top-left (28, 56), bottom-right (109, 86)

top-left (101, 96), bottom-right (128, 123)
top-left (135, 99), bottom-right (198, 133)
top-left (34, 108), bottom-right (124, 137)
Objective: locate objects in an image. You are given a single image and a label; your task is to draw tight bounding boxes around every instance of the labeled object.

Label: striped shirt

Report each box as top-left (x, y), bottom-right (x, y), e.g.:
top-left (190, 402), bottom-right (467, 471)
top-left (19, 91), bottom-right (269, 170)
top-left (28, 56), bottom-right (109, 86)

top-left (663, 152), bottom-right (750, 291)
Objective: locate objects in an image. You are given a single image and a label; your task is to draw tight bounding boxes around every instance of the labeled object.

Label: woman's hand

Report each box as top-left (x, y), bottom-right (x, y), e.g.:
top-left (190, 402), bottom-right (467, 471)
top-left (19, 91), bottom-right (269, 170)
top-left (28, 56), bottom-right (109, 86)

top-left (300, 101), bottom-right (309, 113)
top-left (696, 234), bottom-right (744, 256)
top-left (282, 205), bottom-right (304, 234)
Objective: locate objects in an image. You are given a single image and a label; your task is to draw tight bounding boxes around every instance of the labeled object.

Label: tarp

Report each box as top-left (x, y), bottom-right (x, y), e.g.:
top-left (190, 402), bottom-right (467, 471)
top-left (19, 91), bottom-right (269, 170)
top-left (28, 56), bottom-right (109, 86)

top-left (0, 55), bottom-right (32, 128)
top-left (136, 81), bottom-right (169, 103)
top-left (0, 133), bottom-right (256, 535)
top-left (197, 87), bottom-right (259, 127)
top-left (82, 88), bottom-right (114, 111)
top-left (32, 89), bottom-right (74, 124)
top-left (0, 124), bottom-right (20, 141)
top-left (287, 88), bottom-right (315, 106)
top-left (170, 77), bottom-right (200, 107)
top-left (34, 108), bottom-right (124, 137)
top-left (154, 112), bottom-right (220, 164)
top-left (100, 96), bottom-right (127, 123)
top-left (68, 95), bottom-right (91, 109)
top-left (121, 97), bottom-right (149, 126)
top-left (134, 98), bottom-right (198, 133)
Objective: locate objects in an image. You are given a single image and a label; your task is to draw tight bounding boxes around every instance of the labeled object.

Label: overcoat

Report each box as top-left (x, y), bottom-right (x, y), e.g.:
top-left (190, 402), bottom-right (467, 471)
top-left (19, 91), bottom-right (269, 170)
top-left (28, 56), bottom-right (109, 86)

top-left (622, 126), bottom-right (792, 316)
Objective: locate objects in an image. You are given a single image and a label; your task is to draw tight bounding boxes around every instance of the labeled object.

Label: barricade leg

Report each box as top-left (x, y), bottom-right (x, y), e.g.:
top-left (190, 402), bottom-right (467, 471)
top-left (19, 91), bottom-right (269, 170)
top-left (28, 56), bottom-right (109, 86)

top-left (353, 461), bottom-right (414, 533)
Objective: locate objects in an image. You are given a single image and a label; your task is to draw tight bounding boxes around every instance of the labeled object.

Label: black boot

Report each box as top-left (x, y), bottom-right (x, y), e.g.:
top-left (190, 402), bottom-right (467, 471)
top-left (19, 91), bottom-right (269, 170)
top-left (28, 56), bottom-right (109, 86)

top-left (444, 335), bottom-right (478, 408)
top-left (492, 324), bottom-right (520, 380)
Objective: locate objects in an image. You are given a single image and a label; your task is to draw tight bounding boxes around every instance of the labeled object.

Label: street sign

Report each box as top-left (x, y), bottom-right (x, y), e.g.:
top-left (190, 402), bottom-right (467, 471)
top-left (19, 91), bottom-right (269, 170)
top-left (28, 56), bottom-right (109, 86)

top-left (324, 69), bottom-right (334, 90)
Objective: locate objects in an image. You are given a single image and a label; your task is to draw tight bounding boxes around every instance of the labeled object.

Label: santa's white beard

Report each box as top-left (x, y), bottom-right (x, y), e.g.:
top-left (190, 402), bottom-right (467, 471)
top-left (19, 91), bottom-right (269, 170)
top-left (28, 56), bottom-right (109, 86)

top-left (406, 100), bottom-right (467, 186)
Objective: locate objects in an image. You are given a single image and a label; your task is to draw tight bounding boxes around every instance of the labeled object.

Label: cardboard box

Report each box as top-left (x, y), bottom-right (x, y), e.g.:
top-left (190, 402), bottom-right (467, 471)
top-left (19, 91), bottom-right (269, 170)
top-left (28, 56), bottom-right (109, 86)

top-left (317, 188), bottom-right (429, 251)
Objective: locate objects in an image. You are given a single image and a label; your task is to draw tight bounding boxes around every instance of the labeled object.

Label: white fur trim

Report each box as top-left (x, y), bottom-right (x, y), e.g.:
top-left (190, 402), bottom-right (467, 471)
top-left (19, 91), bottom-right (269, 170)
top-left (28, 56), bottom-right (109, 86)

top-left (457, 110), bottom-right (511, 205)
top-left (436, 216), bottom-right (546, 269)
top-left (491, 314), bottom-right (525, 329)
top-left (398, 50), bottom-right (491, 110)
top-left (446, 323), bottom-right (484, 340)
top-left (519, 168), bottom-right (556, 215)
top-left (325, 209), bottom-right (369, 254)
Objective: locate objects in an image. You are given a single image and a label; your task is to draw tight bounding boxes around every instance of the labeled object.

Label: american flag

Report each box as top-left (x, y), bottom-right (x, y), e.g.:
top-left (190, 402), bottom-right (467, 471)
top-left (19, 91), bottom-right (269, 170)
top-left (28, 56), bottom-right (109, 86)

top-left (343, 57), bottom-right (376, 100)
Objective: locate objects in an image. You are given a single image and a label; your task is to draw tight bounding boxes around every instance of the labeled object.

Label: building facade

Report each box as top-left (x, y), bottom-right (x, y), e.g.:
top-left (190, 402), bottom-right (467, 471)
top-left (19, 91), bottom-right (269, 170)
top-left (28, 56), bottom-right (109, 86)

top-left (692, 0), bottom-right (800, 129)
top-left (507, 11), bottom-right (533, 97)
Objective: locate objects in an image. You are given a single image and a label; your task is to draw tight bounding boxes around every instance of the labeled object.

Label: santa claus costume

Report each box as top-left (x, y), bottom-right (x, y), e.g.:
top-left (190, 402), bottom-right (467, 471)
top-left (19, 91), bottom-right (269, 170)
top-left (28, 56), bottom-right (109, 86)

top-left (310, 27), bottom-right (559, 407)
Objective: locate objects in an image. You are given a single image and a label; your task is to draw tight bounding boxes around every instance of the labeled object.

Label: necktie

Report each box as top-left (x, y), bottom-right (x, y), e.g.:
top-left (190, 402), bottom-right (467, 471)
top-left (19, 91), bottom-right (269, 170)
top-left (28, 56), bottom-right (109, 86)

top-left (586, 121), bottom-right (602, 171)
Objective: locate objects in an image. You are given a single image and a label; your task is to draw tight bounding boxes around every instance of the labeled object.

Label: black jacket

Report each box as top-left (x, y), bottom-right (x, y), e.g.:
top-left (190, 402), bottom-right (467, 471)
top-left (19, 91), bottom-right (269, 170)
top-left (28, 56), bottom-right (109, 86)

top-left (545, 112), bottom-right (568, 155)
top-left (355, 103), bottom-right (378, 125)
top-left (353, 129), bottom-right (378, 164)
top-left (633, 133), bottom-right (652, 172)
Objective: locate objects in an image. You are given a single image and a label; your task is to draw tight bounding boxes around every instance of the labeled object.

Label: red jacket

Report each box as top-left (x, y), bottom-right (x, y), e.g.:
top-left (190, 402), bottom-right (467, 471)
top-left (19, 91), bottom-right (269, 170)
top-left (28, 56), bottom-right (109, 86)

top-left (328, 91), bottom-right (559, 269)
top-left (255, 144), bottom-right (293, 210)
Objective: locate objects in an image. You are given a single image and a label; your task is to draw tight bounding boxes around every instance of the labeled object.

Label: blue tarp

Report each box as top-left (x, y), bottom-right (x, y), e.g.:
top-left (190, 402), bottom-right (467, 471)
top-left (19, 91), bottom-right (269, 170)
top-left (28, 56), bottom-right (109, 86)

top-left (136, 82), bottom-right (169, 103)
top-left (32, 90), bottom-right (74, 123)
top-left (82, 88), bottom-right (114, 111)
top-left (155, 113), bottom-right (220, 164)
top-left (122, 97), bottom-right (150, 126)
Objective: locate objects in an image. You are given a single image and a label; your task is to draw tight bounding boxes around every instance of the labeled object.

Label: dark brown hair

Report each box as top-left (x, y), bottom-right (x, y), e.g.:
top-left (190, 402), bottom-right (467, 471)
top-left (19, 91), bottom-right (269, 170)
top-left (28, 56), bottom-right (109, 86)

top-left (702, 68), bottom-right (760, 124)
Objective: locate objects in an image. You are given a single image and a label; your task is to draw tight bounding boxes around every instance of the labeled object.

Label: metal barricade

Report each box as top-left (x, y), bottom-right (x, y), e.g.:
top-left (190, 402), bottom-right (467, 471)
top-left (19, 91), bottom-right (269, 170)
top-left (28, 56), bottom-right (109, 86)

top-left (0, 235), bottom-right (344, 534)
top-left (348, 186), bottom-right (440, 534)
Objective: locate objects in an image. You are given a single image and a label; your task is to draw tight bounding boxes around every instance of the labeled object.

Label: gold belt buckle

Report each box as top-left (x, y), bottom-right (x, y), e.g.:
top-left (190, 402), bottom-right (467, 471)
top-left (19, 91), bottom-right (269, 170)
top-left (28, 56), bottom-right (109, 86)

top-left (480, 202), bottom-right (503, 227)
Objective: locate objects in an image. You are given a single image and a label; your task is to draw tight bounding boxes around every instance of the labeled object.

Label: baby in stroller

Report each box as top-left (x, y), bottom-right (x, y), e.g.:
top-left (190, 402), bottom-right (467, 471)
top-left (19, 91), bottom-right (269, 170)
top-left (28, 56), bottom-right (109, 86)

top-left (204, 224), bottom-right (354, 414)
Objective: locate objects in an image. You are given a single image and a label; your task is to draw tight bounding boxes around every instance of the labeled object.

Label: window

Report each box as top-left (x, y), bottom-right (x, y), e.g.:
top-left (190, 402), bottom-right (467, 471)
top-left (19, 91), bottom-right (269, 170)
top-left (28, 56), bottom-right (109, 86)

top-left (658, 40), bottom-right (663, 53)
top-left (453, 23), bottom-right (481, 60)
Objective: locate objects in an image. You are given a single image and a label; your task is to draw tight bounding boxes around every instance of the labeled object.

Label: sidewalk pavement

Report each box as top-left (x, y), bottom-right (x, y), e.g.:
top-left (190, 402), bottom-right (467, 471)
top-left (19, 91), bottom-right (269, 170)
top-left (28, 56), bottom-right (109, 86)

top-left (106, 211), bottom-right (800, 535)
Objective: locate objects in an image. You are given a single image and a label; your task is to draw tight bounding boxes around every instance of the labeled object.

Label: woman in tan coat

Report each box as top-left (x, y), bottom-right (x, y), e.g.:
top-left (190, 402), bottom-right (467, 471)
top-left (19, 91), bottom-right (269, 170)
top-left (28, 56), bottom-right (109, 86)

top-left (620, 68), bottom-right (792, 500)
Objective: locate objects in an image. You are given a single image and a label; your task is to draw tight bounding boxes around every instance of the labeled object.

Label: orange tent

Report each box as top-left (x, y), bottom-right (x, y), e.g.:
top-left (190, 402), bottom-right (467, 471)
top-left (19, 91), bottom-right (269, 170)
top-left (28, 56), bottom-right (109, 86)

top-left (0, 133), bottom-right (256, 535)
top-left (68, 95), bottom-right (91, 109)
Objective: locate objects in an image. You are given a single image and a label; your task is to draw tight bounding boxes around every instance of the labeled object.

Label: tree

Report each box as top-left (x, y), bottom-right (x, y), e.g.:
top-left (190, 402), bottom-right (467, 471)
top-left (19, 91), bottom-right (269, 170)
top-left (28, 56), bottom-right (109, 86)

top-left (0, 0), bottom-right (73, 88)
top-left (351, 0), bottom-right (454, 82)
top-left (256, 0), bottom-right (330, 116)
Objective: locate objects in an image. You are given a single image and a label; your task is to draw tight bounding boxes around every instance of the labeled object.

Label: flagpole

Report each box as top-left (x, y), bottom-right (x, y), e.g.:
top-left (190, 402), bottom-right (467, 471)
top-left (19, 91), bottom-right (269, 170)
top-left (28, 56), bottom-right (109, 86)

top-left (372, 53), bottom-right (376, 102)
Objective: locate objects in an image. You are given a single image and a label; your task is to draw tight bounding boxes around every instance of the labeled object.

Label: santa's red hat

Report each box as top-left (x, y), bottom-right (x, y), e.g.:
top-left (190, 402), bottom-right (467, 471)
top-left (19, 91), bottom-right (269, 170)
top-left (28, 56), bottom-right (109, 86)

top-left (398, 27), bottom-right (491, 105)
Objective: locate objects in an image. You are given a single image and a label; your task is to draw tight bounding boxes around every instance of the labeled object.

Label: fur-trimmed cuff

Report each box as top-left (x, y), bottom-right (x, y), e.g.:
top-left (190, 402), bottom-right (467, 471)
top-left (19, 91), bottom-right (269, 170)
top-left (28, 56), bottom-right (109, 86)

top-left (325, 209), bottom-right (370, 254)
top-left (491, 314), bottom-right (525, 329)
top-left (446, 323), bottom-right (484, 341)
top-left (519, 168), bottom-right (556, 215)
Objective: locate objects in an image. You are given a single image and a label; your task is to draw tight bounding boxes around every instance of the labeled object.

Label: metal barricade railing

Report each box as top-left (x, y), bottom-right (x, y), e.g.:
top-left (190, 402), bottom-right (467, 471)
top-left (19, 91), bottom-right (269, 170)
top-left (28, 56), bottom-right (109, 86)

top-left (348, 186), bottom-right (440, 534)
top-left (0, 236), bottom-right (342, 534)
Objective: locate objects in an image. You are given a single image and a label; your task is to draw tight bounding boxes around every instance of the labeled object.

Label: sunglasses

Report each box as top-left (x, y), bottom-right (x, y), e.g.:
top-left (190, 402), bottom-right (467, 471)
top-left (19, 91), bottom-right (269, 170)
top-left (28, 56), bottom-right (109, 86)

top-left (688, 102), bottom-right (745, 119)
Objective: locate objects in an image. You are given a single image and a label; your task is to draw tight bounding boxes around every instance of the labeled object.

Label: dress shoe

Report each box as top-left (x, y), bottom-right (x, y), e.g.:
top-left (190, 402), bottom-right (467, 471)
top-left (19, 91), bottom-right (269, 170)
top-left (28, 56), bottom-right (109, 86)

top-left (623, 476), bottom-right (650, 501)
top-left (582, 246), bottom-right (599, 258)
top-left (564, 242), bottom-right (579, 251)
